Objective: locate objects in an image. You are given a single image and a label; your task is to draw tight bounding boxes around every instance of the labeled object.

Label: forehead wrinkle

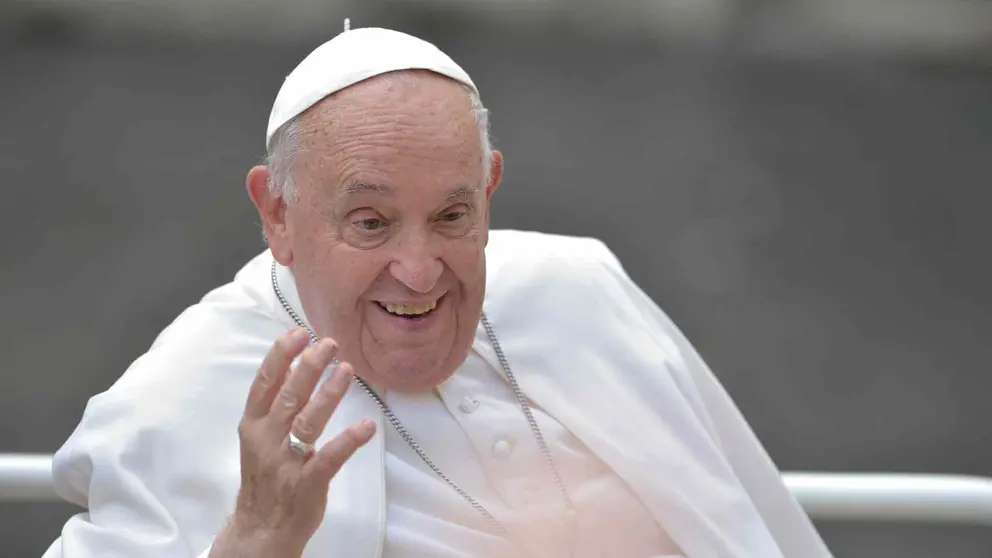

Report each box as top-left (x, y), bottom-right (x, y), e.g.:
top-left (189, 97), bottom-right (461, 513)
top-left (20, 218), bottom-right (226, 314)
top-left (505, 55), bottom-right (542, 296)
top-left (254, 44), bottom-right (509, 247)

top-left (302, 107), bottom-right (475, 170)
top-left (309, 74), bottom-right (476, 143)
top-left (294, 72), bottom-right (484, 202)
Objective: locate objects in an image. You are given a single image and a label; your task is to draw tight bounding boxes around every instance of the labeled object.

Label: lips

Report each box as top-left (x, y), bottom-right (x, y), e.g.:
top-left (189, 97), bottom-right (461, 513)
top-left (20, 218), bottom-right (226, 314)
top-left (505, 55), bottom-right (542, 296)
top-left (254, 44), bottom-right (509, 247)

top-left (370, 294), bottom-right (448, 334)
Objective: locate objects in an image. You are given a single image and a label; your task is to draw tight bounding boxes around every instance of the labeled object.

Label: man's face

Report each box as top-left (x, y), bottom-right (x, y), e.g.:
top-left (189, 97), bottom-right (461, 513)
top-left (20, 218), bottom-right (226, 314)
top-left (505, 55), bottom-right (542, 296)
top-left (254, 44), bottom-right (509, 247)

top-left (278, 72), bottom-right (500, 392)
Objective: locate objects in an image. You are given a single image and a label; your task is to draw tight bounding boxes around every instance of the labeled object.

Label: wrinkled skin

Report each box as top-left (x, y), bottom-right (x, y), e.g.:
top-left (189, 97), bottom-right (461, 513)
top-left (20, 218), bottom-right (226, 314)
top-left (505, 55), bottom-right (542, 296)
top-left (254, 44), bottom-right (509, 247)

top-left (249, 71), bottom-right (503, 393)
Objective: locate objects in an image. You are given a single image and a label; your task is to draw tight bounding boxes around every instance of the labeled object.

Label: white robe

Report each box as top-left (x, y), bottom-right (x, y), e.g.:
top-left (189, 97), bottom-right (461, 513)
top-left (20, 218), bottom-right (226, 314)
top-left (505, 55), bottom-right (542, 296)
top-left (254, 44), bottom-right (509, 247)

top-left (383, 348), bottom-right (683, 557)
top-left (43, 230), bottom-right (833, 558)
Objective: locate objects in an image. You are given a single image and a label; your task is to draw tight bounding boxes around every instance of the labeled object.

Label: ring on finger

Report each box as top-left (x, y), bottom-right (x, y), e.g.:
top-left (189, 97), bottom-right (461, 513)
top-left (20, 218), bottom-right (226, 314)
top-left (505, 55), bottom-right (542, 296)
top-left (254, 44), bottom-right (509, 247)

top-left (287, 431), bottom-right (315, 457)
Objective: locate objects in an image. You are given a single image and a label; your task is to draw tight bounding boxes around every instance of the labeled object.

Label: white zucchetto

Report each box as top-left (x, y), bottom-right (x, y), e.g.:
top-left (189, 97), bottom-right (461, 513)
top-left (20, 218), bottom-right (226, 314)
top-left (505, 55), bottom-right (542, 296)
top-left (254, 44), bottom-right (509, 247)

top-left (266, 26), bottom-right (478, 149)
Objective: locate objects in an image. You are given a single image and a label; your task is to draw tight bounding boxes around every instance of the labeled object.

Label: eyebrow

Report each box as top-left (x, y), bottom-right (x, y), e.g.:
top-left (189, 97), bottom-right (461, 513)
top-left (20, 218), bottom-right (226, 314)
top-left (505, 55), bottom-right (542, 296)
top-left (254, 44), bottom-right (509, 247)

top-left (340, 182), bottom-right (478, 202)
top-left (445, 185), bottom-right (479, 203)
top-left (342, 181), bottom-right (393, 196)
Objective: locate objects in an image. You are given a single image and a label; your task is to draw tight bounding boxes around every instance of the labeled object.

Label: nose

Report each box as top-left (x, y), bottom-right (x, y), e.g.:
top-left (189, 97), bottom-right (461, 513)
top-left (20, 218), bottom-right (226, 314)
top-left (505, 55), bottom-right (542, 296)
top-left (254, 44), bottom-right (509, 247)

top-left (388, 232), bottom-right (443, 294)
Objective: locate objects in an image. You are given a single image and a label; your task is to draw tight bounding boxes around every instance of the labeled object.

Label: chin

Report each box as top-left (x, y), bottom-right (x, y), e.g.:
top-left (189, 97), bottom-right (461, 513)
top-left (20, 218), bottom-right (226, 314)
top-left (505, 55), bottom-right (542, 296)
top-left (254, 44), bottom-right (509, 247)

top-left (369, 343), bottom-right (473, 392)
top-left (357, 305), bottom-right (479, 391)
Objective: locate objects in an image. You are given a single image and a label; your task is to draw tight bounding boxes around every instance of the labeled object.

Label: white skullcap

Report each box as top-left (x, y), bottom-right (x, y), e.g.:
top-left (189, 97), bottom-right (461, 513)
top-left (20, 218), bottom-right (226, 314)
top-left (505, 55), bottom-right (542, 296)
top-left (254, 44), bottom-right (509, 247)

top-left (265, 26), bottom-right (478, 150)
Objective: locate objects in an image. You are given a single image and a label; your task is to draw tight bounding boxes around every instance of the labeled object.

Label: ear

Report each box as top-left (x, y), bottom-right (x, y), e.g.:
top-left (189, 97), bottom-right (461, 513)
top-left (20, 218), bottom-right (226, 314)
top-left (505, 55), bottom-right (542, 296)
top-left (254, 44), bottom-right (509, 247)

top-left (246, 165), bottom-right (293, 265)
top-left (481, 150), bottom-right (503, 246)
top-left (486, 150), bottom-right (503, 200)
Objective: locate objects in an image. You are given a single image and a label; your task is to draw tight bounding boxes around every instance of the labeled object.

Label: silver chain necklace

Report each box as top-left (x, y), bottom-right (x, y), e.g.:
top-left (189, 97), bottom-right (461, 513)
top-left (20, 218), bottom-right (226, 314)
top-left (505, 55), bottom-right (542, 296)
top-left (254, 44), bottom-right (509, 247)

top-left (271, 261), bottom-right (576, 538)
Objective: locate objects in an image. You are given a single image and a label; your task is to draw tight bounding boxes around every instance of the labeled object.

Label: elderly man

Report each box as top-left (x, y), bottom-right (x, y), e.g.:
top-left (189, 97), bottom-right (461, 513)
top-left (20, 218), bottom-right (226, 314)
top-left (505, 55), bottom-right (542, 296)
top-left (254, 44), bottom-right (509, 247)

top-left (44, 26), bottom-right (832, 558)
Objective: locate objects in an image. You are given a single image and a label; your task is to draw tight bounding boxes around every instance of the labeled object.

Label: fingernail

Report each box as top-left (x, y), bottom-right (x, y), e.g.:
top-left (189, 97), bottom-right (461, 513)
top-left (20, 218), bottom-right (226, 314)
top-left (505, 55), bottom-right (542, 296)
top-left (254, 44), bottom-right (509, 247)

top-left (290, 328), bottom-right (308, 344)
top-left (317, 339), bottom-right (336, 359)
top-left (358, 419), bottom-right (376, 437)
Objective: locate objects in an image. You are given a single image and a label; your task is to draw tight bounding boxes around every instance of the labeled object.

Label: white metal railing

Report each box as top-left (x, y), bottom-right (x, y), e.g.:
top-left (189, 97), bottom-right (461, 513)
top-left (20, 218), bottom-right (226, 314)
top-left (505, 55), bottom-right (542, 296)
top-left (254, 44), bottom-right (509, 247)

top-left (784, 471), bottom-right (992, 526)
top-left (2, 453), bottom-right (992, 526)
top-left (0, 454), bottom-right (58, 502)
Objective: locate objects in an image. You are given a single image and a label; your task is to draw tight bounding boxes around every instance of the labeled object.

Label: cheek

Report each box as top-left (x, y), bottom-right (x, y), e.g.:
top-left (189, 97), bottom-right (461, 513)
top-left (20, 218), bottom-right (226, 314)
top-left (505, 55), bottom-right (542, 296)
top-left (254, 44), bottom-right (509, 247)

top-left (323, 254), bottom-right (389, 302)
top-left (300, 241), bottom-right (391, 313)
top-left (445, 235), bottom-right (487, 289)
top-left (289, 211), bottom-right (333, 264)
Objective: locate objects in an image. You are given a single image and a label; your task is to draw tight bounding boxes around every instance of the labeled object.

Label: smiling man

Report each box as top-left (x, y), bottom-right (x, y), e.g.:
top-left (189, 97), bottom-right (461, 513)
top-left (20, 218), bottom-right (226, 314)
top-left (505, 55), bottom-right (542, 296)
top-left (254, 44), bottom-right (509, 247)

top-left (257, 67), bottom-right (494, 393)
top-left (44, 26), bottom-right (833, 558)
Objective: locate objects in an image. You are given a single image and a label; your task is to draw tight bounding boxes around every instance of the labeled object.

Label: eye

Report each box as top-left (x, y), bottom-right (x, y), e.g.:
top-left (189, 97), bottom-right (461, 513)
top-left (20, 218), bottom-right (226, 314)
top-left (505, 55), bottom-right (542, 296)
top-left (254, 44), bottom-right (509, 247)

top-left (437, 204), bottom-right (471, 224)
top-left (355, 218), bottom-right (387, 231)
top-left (341, 211), bottom-right (391, 249)
top-left (440, 211), bottom-right (465, 222)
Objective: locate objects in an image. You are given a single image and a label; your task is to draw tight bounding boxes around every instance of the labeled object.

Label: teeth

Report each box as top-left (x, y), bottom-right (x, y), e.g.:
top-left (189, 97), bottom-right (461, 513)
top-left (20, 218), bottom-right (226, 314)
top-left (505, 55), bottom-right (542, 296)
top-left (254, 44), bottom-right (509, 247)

top-left (383, 300), bottom-right (438, 316)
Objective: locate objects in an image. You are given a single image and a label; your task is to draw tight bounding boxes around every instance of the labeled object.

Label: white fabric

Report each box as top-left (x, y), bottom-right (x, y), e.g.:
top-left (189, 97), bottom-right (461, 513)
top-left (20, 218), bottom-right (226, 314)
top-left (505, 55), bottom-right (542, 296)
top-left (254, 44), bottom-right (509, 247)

top-left (384, 349), bottom-right (682, 558)
top-left (266, 27), bottom-right (477, 149)
top-left (43, 230), bottom-right (834, 558)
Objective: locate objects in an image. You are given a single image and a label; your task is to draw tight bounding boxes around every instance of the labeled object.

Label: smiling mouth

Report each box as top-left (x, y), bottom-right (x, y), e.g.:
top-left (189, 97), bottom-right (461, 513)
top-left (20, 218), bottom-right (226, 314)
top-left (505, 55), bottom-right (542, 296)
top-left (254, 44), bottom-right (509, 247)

top-left (376, 298), bottom-right (440, 319)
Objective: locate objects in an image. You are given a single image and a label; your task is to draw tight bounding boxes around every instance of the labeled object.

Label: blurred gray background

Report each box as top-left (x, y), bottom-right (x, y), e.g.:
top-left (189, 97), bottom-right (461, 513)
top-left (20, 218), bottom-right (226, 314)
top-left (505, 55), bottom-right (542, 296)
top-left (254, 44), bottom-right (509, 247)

top-left (1, 0), bottom-right (990, 556)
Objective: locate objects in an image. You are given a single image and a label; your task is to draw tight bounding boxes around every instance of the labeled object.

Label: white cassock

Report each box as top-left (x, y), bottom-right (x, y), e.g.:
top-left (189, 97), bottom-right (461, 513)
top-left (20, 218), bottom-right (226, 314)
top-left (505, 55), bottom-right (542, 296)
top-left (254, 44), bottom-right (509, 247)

top-left (43, 230), bottom-right (833, 558)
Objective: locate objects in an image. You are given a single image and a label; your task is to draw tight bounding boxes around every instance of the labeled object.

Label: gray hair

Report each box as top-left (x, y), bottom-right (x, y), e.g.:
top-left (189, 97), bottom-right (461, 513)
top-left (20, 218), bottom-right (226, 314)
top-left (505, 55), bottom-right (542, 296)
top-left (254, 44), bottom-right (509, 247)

top-left (266, 86), bottom-right (492, 204)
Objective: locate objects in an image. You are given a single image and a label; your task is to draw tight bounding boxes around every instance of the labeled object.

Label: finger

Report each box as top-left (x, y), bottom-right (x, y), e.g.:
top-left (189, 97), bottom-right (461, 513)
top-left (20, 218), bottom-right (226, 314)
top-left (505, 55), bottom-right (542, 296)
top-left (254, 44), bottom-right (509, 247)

top-left (269, 337), bottom-right (338, 426)
top-left (244, 328), bottom-right (309, 419)
top-left (302, 419), bottom-right (377, 485)
top-left (290, 361), bottom-right (355, 444)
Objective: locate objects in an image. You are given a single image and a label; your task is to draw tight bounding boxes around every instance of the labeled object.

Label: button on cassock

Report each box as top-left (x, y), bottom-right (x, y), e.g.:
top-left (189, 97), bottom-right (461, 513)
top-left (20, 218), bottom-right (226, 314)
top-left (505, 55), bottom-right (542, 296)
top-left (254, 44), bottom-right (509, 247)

top-left (458, 396), bottom-right (480, 414)
top-left (492, 439), bottom-right (513, 459)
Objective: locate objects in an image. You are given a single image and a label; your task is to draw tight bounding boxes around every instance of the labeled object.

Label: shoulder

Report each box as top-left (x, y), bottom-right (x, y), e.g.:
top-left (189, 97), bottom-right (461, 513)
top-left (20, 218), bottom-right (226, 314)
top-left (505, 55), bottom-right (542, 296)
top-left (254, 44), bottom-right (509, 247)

top-left (484, 229), bottom-right (633, 308)
top-left (481, 234), bottom-right (720, 439)
top-left (486, 229), bottom-right (622, 268)
top-left (52, 251), bottom-right (285, 506)
top-left (154, 251), bottom-right (285, 343)
top-left (116, 249), bottom-right (287, 400)
top-left (481, 229), bottom-right (660, 355)
top-left (485, 229), bottom-right (626, 292)
top-left (482, 230), bottom-right (693, 380)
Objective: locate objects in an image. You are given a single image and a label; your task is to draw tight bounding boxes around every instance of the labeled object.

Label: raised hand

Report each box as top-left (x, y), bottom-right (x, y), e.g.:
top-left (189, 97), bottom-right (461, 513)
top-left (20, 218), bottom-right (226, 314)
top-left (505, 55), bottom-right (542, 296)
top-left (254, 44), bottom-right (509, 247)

top-left (210, 328), bottom-right (377, 558)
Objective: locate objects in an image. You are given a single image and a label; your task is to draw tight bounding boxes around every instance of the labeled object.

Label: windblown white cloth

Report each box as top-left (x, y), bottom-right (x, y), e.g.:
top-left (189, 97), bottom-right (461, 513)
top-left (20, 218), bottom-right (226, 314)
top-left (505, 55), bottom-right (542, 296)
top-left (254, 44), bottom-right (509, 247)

top-left (43, 230), bottom-right (833, 558)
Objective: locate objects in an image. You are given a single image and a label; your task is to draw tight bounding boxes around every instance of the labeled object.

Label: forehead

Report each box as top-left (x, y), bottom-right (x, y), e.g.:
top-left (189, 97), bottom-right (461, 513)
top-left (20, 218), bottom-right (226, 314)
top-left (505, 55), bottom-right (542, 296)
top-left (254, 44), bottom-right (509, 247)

top-left (294, 71), bottom-right (482, 191)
